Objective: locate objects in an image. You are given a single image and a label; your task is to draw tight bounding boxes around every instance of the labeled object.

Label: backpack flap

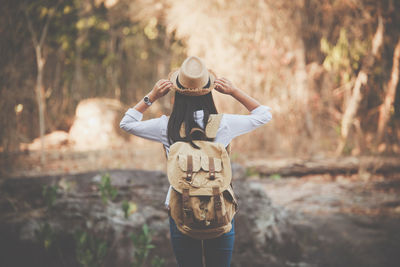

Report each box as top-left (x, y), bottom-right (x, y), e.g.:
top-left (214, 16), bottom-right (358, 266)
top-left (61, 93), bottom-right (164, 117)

top-left (174, 153), bottom-right (227, 192)
top-left (200, 156), bottom-right (222, 172)
top-left (178, 154), bottom-right (201, 172)
top-left (168, 141), bottom-right (232, 196)
top-left (177, 154), bottom-right (201, 186)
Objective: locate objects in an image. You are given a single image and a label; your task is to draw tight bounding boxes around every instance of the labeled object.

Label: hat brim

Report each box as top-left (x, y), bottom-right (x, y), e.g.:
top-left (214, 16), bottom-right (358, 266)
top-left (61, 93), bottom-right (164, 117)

top-left (168, 69), bottom-right (217, 96)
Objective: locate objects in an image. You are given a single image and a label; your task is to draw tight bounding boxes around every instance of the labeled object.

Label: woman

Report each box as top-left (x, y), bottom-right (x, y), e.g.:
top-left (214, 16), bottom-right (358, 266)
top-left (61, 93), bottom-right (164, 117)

top-left (120, 56), bottom-right (272, 267)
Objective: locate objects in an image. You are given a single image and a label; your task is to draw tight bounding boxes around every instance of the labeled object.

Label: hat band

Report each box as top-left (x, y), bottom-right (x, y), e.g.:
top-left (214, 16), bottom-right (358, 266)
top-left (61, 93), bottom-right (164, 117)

top-left (176, 75), bottom-right (211, 89)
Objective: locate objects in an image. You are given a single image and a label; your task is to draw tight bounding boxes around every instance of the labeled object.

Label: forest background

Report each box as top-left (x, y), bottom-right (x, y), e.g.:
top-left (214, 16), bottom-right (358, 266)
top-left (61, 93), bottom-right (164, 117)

top-left (1, 0), bottom-right (400, 175)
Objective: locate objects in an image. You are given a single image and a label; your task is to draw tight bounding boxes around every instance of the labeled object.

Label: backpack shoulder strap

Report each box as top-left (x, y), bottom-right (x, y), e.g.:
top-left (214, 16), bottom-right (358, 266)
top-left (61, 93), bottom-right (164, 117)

top-left (205, 114), bottom-right (223, 138)
top-left (179, 114), bottom-right (223, 138)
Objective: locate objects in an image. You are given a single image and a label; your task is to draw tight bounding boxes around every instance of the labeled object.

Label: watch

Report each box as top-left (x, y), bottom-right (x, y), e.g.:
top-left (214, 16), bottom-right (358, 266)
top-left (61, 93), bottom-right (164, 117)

top-left (143, 95), bottom-right (152, 106)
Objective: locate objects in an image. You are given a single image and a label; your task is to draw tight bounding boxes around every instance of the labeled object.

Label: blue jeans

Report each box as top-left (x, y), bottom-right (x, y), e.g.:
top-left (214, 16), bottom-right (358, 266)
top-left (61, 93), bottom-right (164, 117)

top-left (169, 216), bottom-right (235, 267)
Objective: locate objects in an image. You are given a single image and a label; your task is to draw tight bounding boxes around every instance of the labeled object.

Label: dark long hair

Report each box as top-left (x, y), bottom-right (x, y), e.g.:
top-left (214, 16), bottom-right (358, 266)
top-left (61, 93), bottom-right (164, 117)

top-left (167, 91), bottom-right (218, 148)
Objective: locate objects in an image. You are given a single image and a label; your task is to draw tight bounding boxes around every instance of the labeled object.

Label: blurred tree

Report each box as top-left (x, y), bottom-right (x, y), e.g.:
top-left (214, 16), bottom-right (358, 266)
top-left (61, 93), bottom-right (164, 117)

top-left (377, 39), bottom-right (400, 144)
top-left (336, 16), bottom-right (384, 155)
top-left (302, 0), bottom-right (400, 155)
top-left (1, 0), bottom-right (399, 161)
top-left (0, 0), bottom-right (185, 157)
top-left (23, 0), bottom-right (62, 163)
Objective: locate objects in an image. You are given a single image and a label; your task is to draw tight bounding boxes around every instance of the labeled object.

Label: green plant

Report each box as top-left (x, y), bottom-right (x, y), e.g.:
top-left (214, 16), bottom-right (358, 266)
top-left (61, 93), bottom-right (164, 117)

top-left (151, 255), bottom-right (165, 267)
top-left (74, 230), bottom-right (108, 267)
top-left (230, 152), bottom-right (240, 161)
top-left (269, 173), bottom-right (282, 180)
top-left (245, 167), bottom-right (259, 177)
top-left (343, 143), bottom-right (353, 155)
top-left (35, 222), bottom-right (56, 250)
top-left (321, 28), bottom-right (368, 84)
top-left (42, 185), bottom-right (59, 209)
top-left (122, 200), bottom-right (130, 218)
top-left (5, 196), bottom-right (18, 212)
top-left (122, 200), bottom-right (138, 219)
top-left (98, 173), bottom-right (118, 203)
top-left (131, 224), bottom-right (155, 267)
top-left (334, 124), bottom-right (341, 136)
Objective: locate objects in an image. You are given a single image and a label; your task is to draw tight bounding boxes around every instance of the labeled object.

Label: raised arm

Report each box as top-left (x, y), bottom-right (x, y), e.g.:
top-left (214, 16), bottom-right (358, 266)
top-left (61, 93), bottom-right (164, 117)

top-left (119, 79), bottom-right (172, 144)
top-left (214, 77), bottom-right (272, 140)
top-left (133, 79), bottom-right (173, 113)
top-left (214, 77), bottom-right (261, 112)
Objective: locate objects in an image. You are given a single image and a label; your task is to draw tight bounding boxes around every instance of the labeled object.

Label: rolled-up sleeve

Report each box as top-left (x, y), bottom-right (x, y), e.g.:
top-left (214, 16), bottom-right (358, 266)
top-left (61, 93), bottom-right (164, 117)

top-left (222, 105), bottom-right (272, 139)
top-left (119, 108), bottom-right (168, 144)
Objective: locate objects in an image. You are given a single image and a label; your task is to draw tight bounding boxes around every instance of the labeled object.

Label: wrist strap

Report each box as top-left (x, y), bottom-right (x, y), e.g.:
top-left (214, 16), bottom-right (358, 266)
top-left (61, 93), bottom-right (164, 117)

top-left (144, 95), bottom-right (152, 106)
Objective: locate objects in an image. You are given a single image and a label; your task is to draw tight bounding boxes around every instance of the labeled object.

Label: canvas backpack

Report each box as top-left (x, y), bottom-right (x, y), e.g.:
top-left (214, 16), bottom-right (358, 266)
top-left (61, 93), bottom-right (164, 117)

top-left (167, 114), bottom-right (238, 240)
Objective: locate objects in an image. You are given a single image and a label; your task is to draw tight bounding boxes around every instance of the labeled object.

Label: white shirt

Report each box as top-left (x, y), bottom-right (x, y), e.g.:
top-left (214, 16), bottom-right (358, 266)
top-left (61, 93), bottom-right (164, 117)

top-left (120, 105), bottom-right (272, 207)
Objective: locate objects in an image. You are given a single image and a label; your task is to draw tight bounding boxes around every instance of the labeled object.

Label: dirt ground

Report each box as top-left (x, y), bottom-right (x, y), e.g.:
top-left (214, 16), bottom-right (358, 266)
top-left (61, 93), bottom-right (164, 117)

top-left (257, 173), bottom-right (400, 216)
top-left (2, 145), bottom-right (400, 221)
top-left (2, 146), bottom-right (400, 267)
top-left (1, 143), bottom-right (167, 178)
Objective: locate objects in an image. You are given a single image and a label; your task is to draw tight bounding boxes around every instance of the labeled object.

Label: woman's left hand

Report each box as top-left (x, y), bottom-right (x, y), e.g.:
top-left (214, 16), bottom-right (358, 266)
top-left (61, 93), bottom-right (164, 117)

top-left (150, 79), bottom-right (173, 101)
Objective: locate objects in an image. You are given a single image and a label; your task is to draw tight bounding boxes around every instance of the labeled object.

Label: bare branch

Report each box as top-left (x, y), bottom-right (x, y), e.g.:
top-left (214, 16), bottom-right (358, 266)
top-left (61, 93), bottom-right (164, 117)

top-left (38, 8), bottom-right (54, 48)
top-left (23, 8), bottom-right (39, 48)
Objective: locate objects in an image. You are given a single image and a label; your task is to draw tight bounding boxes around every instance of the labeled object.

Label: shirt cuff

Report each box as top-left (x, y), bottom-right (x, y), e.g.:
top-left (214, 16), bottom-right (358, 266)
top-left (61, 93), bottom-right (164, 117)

top-left (125, 108), bottom-right (143, 121)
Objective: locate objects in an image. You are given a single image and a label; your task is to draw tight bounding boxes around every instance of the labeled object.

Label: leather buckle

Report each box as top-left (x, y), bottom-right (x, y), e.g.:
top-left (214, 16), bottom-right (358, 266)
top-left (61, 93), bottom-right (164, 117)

top-left (209, 172), bottom-right (215, 180)
top-left (183, 208), bottom-right (192, 216)
top-left (186, 173), bottom-right (192, 182)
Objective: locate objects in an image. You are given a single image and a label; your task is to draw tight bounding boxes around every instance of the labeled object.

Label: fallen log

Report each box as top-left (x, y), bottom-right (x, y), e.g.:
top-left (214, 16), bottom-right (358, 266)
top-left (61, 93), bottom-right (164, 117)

top-left (246, 156), bottom-right (400, 177)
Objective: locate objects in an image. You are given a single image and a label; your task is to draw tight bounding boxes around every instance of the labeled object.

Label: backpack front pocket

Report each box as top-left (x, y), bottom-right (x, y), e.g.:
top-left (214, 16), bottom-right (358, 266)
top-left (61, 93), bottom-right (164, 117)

top-left (200, 155), bottom-right (222, 180)
top-left (178, 154), bottom-right (201, 172)
top-left (177, 154), bottom-right (225, 188)
top-left (178, 154), bottom-right (202, 186)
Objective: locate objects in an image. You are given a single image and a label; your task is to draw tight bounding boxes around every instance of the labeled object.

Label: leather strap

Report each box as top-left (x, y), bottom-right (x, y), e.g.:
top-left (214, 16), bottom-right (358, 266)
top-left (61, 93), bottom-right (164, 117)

top-left (179, 114), bottom-right (223, 139)
top-left (182, 188), bottom-right (194, 225)
top-left (186, 155), bottom-right (193, 182)
top-left (212, 187), bottom-right (224, 224)
top-left (190, 127), bottom-right (205, 136)
top-left (209, 157), bottom-right (215, 180)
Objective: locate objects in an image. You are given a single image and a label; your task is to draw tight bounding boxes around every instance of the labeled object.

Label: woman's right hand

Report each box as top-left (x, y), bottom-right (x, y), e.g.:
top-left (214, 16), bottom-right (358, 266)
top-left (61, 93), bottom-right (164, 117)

top-left (149, 79), bottom-right (173, 101)
top-left (216, 77), bottom-right (261, 111)
top-left (214, 78), bottom-right (238, 96)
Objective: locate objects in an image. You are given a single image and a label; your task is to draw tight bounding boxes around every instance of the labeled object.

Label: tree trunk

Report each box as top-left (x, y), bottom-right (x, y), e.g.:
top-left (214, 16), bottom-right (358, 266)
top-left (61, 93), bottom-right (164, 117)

top-left (107, 29), bottom-right (121, 99)
top-left (376, 38), bottom-right (400, 144)
top-left (73, 35), bottom-right (84, 99)
top-left (73, 0), bottom-right (90, 99)
top-left (336, 16), bottom-right (384, 155)
top-left (35, 45), bottom-right (46, 164)
top-left (25, 7), bottom-right (53, 164)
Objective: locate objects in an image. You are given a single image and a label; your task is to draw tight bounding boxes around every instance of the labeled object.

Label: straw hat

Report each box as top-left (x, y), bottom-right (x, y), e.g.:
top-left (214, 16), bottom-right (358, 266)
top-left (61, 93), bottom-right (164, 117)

top-left (168, 56), bottom-right (217, 96)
